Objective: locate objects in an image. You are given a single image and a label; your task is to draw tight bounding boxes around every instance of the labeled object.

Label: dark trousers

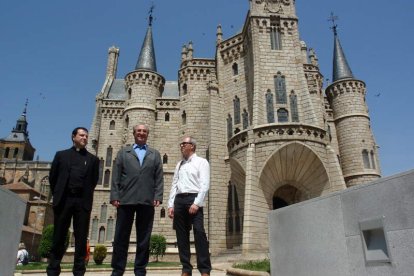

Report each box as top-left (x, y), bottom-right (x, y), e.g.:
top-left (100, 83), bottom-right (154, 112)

top-left (174, 194), bottom-right (211, 275)
top-left (47, 196), bottom-right (91, 276)
top-left (111, 204), bottom-right (155, 276)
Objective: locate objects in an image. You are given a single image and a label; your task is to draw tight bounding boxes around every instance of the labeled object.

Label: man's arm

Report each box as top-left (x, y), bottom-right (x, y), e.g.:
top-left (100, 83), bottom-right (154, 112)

top-left (167, 161), bottom-right (181, 218)
top-left (49, 151), bottom-right (61, 194)
top-left (153, 151), bottom-right (164, 205)
top-left (110, 148), bottom-right (123, 206)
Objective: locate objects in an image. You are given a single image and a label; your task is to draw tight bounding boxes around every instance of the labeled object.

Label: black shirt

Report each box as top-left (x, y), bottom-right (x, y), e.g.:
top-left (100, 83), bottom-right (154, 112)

top-left (68, 147), bottom-right (88, 191)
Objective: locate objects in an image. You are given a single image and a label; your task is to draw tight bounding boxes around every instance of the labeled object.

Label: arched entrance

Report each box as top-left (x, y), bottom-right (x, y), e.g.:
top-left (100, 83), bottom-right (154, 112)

top-left (272, 184), bottom-right (301, 209)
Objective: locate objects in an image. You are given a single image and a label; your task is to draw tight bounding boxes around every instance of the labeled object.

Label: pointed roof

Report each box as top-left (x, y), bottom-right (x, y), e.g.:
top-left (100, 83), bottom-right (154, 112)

top-left (329, 15), bottom-right (354, 82)
top-left (135, 12), bottom-right (157, 72)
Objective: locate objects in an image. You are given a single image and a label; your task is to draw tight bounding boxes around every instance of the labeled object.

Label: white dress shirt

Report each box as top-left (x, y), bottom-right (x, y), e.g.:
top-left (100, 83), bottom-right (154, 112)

top-left (168, 153), bottom-right (210, 208)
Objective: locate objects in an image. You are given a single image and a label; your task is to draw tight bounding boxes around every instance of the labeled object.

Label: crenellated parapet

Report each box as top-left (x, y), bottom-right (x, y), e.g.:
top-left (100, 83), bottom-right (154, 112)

top-left (100, 100), bottom-right (126, 120)
top-left (228, 124), bottom-right (328, 153)
top-left (218, 34), bottom-right (245, 64)
top-left (304, 64), bottom-right (323, 94)
top-left (251, 16), bottom-right (298, 35)
top-left (156, 98), bottom-right (180, 110)
top-left (125, 70), bottom-right (165, 90)
top-left (179, 59), bottom-right (215, 82)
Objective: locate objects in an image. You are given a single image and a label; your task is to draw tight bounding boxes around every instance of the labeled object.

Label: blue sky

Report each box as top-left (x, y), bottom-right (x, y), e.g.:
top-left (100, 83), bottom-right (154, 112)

top-left (0, 0), bottom-right (413, 177)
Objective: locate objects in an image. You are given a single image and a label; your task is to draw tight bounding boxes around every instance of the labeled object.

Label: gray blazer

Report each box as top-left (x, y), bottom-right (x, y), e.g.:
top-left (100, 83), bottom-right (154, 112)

top-left (110, 145), bottom-right (164, 206)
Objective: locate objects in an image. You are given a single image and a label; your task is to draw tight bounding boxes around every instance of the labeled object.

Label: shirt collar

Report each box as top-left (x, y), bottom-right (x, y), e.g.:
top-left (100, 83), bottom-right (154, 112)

top-left (133, 143), bottom-right (147, 150)
top-left (184, 153), bottom-right (197, 162)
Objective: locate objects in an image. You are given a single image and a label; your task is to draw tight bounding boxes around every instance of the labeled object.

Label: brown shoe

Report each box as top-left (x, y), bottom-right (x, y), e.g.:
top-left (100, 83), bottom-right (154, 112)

top-left (201, 274), bottom-right (210, 276)
top-left (181, 273), bottom-right (191, 276)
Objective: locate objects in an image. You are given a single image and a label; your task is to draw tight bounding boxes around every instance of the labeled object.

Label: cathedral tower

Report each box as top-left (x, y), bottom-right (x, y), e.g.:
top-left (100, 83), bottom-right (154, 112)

top-left (326, 22), bottom-right (381, 186)
top-left (124, 12), bottom-right (165, 144)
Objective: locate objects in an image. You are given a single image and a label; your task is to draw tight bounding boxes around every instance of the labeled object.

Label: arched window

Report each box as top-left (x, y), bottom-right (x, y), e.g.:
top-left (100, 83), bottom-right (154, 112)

top-left (163, 154), bottom-right (168, 164)
top-left (232, 63), bottom-right (239, 75)
top-left (277, 108), bottom-right (289, 122)
top-left (40, 176), bottom-right (50, 199)
top-left (227, 114), bottom-right (233, 140)
top-left (182, 83), bottom-right (187, 95)
top-left (109, 120), bottom-right (115, 130)
top-left (370, 150), bottom-right (376, 169)
top-left (13, 148), bottom-right (19, 158)
top-left (270, 26), bottom-right (282, 50)
top-left (98, 226), bottom-right (105, 244)
top-left (105, 146), bottom-right (113, 167)
top-left (160, 207), bottom-right (166, 218)
top-left (275, 73), bottom-right (287, 104)
top-left (242, 109), bottom-right (249, 129)
top-left (125, 116), bottom-right (129, 129)
top-left (98, 159), bottom-right (104, 185)
top-left (362, 150), bottom-right (370, 169)
top-left (165, 112), bottom-right (170, 122)
top-left (233, 96), bottom-right (240, 124)
top-left (4, 147), bottom-right (10, 158)
top-left (128, 88), bottom-right (132, 100)
top-left (290, 91), bottom-right (299, 122)
top-left (182, 111), bottom-right (187, 125)
top-left (227, 183), bottom-right (241, 234)
top-left (266, 90), bottom-right (275, 123)
top-left (91, 217), bottom-right (98, 241)
top-left (107, 217), bottom-right (114, 241)
top-left (104, 170), bottom-right (110, 187)
top-left (100, 203), bottom-right (107, 223)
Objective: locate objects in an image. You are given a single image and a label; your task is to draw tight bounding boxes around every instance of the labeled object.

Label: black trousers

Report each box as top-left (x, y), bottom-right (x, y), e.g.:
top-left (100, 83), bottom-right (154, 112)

top-left (111, 204), bottom-right (155, 276)
top-left (174, 194), bottom-right (211, 275)
top-left (47, 196), bottom-right (91, 276)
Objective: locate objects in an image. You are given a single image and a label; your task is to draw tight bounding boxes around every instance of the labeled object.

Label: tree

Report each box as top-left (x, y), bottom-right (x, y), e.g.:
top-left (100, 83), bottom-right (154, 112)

top-left (93, 244), bottom-right (107, 265)
top-left (38, 225), bottom-right (69, 259)
top-left (149, 234), bottom-right (166, 262)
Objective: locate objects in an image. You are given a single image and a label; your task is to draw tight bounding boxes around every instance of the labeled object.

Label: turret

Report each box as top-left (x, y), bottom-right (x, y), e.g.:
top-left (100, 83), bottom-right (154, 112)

top-left (325, 16), bottom-right (380, 186)
top-left (123, 7), bottom-right (165, 144)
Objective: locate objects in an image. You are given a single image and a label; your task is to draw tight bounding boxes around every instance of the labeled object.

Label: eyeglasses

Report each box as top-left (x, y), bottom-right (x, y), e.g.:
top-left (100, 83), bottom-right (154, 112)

top-left (180, 142), bottom-right (193, 147)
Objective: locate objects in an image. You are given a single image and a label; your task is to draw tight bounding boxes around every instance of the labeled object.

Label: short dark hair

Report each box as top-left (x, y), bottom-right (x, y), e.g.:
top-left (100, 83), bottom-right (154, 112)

top-left (72, 127), bottom-right (88, 137)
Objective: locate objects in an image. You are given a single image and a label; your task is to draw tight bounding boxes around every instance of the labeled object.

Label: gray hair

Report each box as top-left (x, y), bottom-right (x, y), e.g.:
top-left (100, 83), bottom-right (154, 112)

top-left (132, 124), bottom-right (149, 134)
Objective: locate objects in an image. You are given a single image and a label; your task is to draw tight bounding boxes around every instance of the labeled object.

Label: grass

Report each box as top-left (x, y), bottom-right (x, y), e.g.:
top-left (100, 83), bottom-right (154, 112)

top-left (15, 261), bottom-right (181, 271)
top-left (232, 259), bottom-right (270, 273)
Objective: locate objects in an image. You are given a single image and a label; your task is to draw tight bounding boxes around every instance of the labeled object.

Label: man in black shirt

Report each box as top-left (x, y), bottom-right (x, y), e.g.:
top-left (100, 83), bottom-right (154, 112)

top-left (47, 127), bottom-right (99, 276)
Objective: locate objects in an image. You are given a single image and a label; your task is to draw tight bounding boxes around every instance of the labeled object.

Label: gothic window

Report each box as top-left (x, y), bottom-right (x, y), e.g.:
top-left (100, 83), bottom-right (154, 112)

top-left (270, 26), bottom-right (282, 50)
top-left (232, 63), bottom-right (239, 75)
top-left (98, 226), bottom-right (105, 244)
top-left (362, 150), bottom-right (370, 169)
top-left (4, 147), bottom-right (10, 158)
top-left (233, 96), bottom-right (241, 124)
top-left (182, 83), bottom-right (187, 95)
top-left (370, 150), bottom-right (376, 169)
top-left (275, 73), bottom-right (287, 104)
top-left (290, 91), bottom-right (299, 122)
top-left (182, 111), bottom-right (187, 125)
top-left (104, 170), bottom-right (110, 187)
top-left (109, 120), bottom-right (115, 130)
top-left (242, 109), bottom-right (249, 129)
top-left (100, 203), bottom-right (107, 223)
top-left (107, 217), bottom-right (114, 241)
top-left (125, 116), bottom-right (129, 129)
top-left (160, 207), bottom-right (166, 218)
top-left (227, 183), bottom-right (241, 234)
top-left (91, 217), bottom-right (98, 241)
top-left (227, 114), bottom-right (233, 140)
top-left (327, 125), bottom-right (332, 141)
top-left (128, 88), bottom-right (132, 100)
top-left (40, 176), bottom-right (50, 199)
top-left (13, 148), bottom-right (18, 158)
top-left (277, 108), bottom-right (289, 122)
top-left (105, 146), bottom-right (113, 167)
top-left (163, 154), bottom-right (168, 164)
top-left (98, 158), bottom-right (104, 185)
top-left (205, 147), bottom-right (210, 162)
top-left (165, 112), bottom-right (170, 122)
top-left (266, 90), bottom-right (275, 123)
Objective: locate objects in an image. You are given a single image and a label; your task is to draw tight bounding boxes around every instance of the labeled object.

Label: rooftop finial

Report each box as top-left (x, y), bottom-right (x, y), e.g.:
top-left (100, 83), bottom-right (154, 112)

top-left (23, 98), bottom-right (28, 116)
top-left (328, 12), bottom-right (339, 36)
top-left (148, 3), bottom-right (155, 26)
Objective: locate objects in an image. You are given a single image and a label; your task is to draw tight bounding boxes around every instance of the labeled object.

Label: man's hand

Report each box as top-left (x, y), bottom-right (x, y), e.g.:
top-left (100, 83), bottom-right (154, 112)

top-left (168, 207), bottom-right (174, 219)
top-left (111, 200), bottom-right (120, 208)
top-left (189, 204), bottom-right (199, 215)
top-left (153, 200), bottom-right (161, 207)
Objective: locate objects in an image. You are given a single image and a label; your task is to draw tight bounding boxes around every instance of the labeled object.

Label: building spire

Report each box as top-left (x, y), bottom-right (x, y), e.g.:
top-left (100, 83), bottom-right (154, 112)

top-left (135, 3), bottom-right (157, 72)
top-left (329, 12), bottom-right (354, 82)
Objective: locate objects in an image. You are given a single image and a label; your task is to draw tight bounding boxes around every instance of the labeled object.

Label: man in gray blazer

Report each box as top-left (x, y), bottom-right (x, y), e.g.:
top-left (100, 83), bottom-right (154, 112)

top-left (110, 124), bottom-right (164, 276)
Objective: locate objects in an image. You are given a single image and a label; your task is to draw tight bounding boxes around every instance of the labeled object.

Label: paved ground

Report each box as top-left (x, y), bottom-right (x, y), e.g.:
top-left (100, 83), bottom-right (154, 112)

top-left (14, 263), bottom-right (231, 276)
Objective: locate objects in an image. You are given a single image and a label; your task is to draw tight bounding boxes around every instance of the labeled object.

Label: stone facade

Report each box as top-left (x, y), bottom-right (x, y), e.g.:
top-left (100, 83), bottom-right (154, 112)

top-left (87, 0), bottom-right (381, 257)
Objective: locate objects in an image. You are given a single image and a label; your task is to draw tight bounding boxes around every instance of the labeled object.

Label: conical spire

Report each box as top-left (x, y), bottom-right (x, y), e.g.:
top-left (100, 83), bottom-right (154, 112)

top-left (135, 6), bottom-right (157, 72)
top-left (14, 99), bottom-right (29, 134)
top-left (330, 13), bottom-right (354, 82)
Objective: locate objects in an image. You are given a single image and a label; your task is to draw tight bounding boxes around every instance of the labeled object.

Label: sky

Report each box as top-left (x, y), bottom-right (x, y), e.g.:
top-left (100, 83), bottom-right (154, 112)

top-left (0, 0), bottom-right (413, 177)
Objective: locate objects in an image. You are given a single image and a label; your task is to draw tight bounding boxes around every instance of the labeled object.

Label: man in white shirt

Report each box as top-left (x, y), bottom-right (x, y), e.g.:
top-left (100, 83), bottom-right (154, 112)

top-left (168, 136), bottom-right (211, 276)
top-left (16, 243), bottom-right (29, 266)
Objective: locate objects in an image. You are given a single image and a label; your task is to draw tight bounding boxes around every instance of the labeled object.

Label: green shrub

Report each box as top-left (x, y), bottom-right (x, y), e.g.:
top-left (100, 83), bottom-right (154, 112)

top-left (233, 259), bottom-right (270, 273)
top-left (93, 244), bottom-right (107, 265)
top-left (149, 234), bottom-right (166, 262)
top-left (37, 225), bottom-right (69, 258)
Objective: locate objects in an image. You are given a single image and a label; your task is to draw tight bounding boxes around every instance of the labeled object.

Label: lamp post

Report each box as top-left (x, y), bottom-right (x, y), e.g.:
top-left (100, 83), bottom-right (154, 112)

top-left (31, 196), bottom-right (41, 261)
